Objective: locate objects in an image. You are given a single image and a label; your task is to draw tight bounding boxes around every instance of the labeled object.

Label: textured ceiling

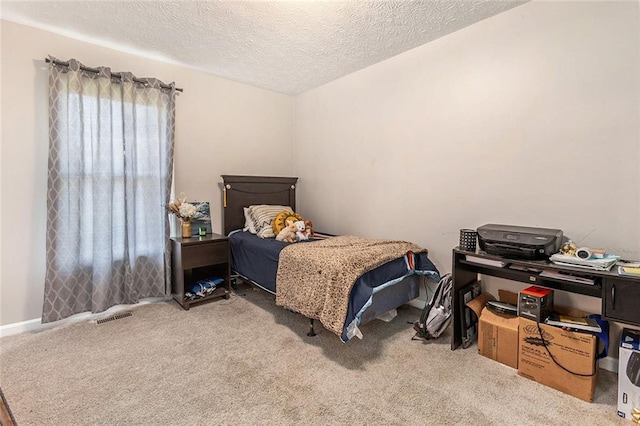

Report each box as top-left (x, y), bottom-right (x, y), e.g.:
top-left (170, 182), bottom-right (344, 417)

top-left (1, 1), bottom-right (528, 95)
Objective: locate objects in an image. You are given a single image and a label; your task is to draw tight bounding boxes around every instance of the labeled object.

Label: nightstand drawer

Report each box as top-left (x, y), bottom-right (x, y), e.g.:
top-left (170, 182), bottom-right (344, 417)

top-left (182, 242), bottom-right (228, 269)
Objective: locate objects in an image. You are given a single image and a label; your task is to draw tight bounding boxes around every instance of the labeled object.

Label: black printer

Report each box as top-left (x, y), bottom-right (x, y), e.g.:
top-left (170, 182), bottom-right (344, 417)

top-left (477, 224), bottom-right (563, 260)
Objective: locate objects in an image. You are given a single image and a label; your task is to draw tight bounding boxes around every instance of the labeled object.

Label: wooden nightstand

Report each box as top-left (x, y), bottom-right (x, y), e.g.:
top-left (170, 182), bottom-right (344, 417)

top-left (171, 233), bottom-right (231, 310)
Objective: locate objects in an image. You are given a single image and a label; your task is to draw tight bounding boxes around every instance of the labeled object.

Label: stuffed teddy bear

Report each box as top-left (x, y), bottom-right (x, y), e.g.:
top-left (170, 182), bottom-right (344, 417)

top-left (304, 220), bottom-right (314, 238)
top-left (276, 219), bottom-right (299, 243)
top-left (294, 220), bottom-right (309, 242)
top-left (295, 220), bottom-right (314, 241)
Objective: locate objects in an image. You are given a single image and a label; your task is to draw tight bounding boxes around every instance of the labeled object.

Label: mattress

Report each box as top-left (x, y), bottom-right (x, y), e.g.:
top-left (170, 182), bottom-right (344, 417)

top-left (229, 231), bottom-right (440, 341)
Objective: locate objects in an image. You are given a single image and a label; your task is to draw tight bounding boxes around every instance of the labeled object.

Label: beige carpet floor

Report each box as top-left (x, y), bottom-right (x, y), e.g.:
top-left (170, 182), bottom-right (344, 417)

top-left (0, 283), bottom-right (627, 425)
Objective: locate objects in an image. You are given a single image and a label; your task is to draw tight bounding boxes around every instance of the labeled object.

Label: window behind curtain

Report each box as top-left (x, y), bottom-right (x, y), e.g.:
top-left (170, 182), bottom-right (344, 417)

top-left (43, 57), bottom-right (176, 323)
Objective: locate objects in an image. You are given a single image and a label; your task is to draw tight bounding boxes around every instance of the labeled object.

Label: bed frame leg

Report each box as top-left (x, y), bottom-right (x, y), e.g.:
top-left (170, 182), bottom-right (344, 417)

top-left (230, 274), bottom-right (239, 291)
top-left (307, 318), bottom-right (317, 337)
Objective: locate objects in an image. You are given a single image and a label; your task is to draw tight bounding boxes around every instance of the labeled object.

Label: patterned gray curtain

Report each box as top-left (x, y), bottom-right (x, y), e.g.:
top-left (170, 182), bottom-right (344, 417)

top-left (43, 56), bottom-right (176, 323)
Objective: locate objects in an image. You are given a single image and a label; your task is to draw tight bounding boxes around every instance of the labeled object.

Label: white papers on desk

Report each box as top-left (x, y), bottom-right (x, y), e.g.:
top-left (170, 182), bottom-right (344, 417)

top-left (618, 265), bottom-right (640, 277)
top-left (465, 255), bottom-right (508, 268)
top-left (549, 253), bottom-right (619, 271)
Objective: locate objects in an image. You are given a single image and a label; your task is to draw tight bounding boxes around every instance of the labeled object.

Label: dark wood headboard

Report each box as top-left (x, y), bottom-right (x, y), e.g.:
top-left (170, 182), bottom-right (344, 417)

top-left (221, 175), bottom-right (298, 236)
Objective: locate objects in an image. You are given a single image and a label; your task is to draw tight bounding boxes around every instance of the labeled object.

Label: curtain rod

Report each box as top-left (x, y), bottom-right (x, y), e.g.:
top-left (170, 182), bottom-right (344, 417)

top-left (45, 58), bottom-right (183, 93)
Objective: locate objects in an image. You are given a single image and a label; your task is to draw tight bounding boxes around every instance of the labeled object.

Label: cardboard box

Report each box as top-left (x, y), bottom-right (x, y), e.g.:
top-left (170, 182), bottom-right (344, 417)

top-left (517, 286), bottom-right (554, 322)
top-left (617, 328), bottom-right (640, 420)
top-left (518, 310), bottom-right (597, 402)
top-left (467, 290), bottom-right (519, 369)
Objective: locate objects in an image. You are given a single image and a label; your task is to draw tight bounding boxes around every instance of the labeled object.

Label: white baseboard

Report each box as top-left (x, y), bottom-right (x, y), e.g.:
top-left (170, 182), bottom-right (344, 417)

top-left (600, 356), bottom-right (618, 373)
top-left (0, 317), bottom-right (43, 337)
top-left (0, 297), bottom-right (171, 338)
top-left (407, 298), bottom-right (425, 310)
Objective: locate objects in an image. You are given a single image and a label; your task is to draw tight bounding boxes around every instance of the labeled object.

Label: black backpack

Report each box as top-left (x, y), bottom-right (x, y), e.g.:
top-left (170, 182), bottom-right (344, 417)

top-left (413, 273), bottom-right (453, 340)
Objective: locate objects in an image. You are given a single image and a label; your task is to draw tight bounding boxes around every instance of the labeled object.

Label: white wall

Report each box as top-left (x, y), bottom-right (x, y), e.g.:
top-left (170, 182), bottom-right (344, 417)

top-left (294, 0), bottom-right (639, 274)
top-left (294, 0), bottom-right (639, 358)
top-left (0, 20), bottom-right (295, 326)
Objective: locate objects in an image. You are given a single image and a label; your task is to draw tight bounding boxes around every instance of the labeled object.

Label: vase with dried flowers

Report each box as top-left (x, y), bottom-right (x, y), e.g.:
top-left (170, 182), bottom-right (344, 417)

top-left (165, 194), bottom-right (204, 237)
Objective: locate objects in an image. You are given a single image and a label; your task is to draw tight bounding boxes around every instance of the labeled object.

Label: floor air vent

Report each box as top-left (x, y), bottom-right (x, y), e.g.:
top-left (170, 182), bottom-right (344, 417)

top-left (96, 312), bottom-right (133, 324)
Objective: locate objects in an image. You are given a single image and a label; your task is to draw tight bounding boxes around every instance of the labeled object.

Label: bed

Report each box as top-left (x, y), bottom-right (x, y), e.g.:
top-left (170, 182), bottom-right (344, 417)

top-left (221, 175), bottom-right (440, 342)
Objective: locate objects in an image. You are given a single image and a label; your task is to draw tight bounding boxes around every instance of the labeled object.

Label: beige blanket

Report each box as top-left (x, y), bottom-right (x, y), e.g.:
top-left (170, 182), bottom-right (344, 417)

top-left (275, 236), bottom-right (427, 337)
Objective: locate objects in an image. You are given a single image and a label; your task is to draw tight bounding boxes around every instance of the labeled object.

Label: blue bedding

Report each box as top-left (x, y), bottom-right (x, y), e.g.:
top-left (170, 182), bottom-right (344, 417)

top-left (229, 231), bottom-right (439, 341)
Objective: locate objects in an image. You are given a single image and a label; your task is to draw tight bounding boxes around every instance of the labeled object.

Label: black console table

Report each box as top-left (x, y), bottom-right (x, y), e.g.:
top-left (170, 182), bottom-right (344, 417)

top-left (451, 248), bottom-right (640, 350)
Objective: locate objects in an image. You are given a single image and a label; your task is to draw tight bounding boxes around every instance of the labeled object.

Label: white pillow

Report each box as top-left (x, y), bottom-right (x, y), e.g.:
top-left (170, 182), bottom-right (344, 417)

top-left (257, 227), bottom-right (277, 239)
top-left (243, 207), bottom-right (258, 234)
top-left (248, 205), bottom-right (292, 238)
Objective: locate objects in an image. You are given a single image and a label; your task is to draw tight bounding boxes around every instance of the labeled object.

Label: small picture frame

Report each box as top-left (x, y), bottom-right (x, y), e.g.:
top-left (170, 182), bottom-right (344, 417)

top-left (188, 201), bottom-right (211, 235)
